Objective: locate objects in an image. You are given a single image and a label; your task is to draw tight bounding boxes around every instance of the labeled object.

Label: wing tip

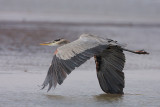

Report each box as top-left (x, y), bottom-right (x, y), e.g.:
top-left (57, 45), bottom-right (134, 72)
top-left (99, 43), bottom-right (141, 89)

top-left (41, 83), bottom-right (56, 92)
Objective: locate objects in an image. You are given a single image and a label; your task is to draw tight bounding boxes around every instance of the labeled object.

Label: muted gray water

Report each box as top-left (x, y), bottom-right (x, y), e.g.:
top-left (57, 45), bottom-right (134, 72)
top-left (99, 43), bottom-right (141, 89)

top-left (0, 22), bottom-right (160, 107)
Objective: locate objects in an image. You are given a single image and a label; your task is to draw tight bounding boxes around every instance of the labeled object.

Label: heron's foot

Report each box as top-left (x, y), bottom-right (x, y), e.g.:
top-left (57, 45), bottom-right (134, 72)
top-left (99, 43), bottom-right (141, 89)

top-left (135, 50), bottom-right (149, 54)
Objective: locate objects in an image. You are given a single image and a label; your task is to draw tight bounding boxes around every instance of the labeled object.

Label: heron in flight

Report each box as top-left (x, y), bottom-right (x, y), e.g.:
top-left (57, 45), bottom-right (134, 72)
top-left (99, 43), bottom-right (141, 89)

top-left (40, 34), bottom-right (149, 94)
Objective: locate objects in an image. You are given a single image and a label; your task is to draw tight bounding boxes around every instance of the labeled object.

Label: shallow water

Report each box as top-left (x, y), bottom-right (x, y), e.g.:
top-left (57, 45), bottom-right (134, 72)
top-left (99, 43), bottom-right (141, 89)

top-left (0, 70), bottom-right (160, 107)
top-left (0, 22), bottom-right (160, 107)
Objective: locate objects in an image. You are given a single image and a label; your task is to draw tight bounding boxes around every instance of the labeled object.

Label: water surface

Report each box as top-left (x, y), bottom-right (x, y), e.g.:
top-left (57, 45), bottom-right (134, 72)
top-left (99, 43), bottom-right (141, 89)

top-left (0, 22), bottom-right (160, 107)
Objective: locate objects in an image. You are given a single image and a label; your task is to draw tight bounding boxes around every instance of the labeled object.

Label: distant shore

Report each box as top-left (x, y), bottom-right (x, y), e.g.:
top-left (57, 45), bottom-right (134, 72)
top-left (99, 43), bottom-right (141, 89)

top-left (1, 21), bottom-right (160, 28)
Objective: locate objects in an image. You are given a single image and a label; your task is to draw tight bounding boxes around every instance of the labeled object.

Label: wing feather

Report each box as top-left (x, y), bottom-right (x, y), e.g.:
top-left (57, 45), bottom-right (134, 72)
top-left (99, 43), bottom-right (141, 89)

top-left (95, 46), bottom-right (125, 94)
top-left (56, 34), bottom-right (108, 60)
top-left (42, 34), bottom-right (109, 91)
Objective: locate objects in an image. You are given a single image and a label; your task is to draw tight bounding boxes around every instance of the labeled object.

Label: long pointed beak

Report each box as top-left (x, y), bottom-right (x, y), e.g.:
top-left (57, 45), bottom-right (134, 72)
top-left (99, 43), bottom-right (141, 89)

top-left (40, 42), bottom-right (53, 46)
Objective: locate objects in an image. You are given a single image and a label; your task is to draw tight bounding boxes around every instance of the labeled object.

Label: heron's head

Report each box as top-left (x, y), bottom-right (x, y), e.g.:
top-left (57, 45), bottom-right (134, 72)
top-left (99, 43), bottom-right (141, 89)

top-left (40, 38), bottom-right (70, 46)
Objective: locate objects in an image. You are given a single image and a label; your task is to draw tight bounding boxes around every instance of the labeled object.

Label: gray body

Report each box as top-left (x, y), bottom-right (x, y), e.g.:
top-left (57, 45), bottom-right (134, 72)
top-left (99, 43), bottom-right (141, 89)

top-left (41, 34), bottom-right (148, 94)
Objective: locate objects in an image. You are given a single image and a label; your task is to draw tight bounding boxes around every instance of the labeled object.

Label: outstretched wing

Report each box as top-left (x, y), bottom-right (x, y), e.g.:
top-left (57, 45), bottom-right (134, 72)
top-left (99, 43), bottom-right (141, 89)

top-left (95, 46), bottom-right (125, 94)
top-left (42, 34), bottom-right (111, 91)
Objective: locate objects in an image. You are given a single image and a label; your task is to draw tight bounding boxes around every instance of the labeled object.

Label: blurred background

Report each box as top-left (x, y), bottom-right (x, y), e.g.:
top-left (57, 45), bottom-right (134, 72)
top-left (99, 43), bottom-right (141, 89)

top-left (0, 0), bottom-right (160, 107)
top-left (0, 0), bottom-right (160, 23)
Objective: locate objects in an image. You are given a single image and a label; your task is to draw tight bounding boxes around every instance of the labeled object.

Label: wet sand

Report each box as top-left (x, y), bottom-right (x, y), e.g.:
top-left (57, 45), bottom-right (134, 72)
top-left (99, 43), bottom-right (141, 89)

top-left (0, 21), bottom-right (160, 107)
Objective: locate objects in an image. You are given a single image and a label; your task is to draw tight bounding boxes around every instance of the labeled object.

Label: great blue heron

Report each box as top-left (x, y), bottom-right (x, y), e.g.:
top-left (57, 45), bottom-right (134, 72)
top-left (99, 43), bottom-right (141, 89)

top-left (40, 34), bottom-right (149, 94)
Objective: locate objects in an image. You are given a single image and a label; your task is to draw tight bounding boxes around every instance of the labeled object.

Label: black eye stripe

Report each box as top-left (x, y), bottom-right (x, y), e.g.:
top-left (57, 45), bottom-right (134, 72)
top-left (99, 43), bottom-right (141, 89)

top-left (54, 39), bottom-right (61, 41)
top-left (54, 38), bottom-right (64, 42)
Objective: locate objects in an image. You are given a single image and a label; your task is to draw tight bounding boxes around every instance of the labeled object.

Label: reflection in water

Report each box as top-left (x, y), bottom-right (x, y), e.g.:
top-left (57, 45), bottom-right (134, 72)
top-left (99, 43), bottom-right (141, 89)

top-left (46, 94), bottom-right (68, 100)
top-left (45, 94), bottom-right (123, 103)
top-left (45, 94), bottom-right (78, 102)
top-left (94, 94), bottom-right (123, 102)
top-left (46, 94), bottom-right (123, 102)
top-left (125, 93), bottom-right (142, 95)
top-left (45, 93), bottom-right (141, 103)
